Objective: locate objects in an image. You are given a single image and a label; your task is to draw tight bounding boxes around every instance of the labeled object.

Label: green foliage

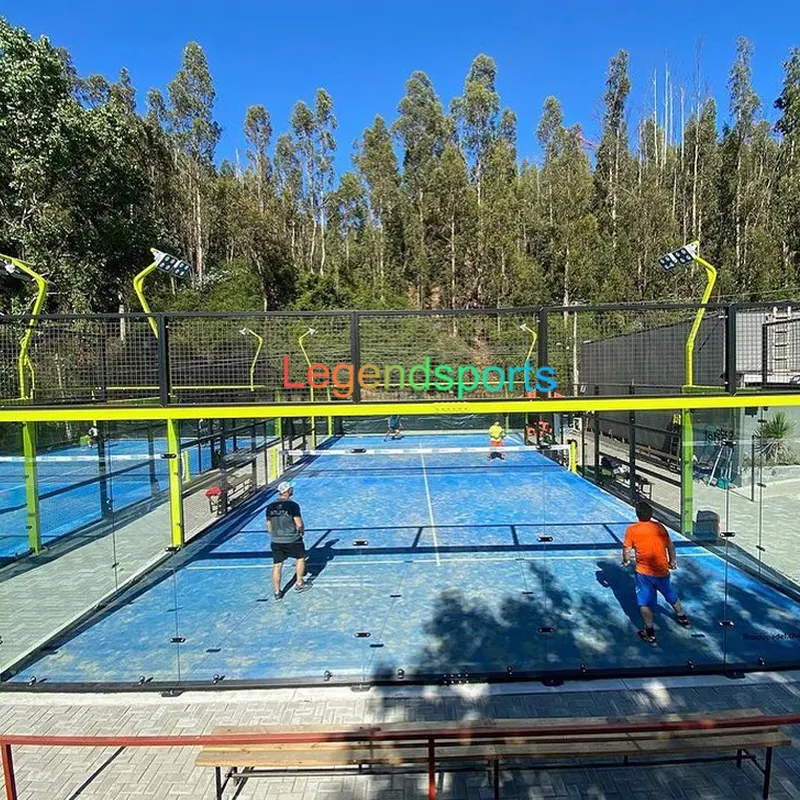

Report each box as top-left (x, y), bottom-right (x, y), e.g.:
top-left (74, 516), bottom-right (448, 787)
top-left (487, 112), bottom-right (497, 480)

top-left (1, 18), bottom-right (800, 316)
top-left (757, 411), bottom-right (797, 464)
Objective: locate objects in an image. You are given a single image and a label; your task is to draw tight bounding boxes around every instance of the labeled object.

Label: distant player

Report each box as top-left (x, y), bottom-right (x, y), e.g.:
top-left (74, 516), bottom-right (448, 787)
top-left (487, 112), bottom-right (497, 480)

top-left (384, 415), bottom-right (402, 441)
top-left (488, 419), bottom-right (506, 461)
top-left (266, 481), bottom-right (311, 600)
top-left (622, 501), bottom-right (690, 644)
top-left (87, 425), bottom-right (99, 448)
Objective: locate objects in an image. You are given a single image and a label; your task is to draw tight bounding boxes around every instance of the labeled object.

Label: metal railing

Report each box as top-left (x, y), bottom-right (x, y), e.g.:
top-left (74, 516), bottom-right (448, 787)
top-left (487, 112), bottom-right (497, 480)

top-left (1, 712), bottom-right (796, 800)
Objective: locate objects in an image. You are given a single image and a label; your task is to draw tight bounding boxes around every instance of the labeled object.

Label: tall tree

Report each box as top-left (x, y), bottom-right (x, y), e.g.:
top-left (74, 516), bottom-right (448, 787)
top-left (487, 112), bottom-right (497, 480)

top-left (165, 41), bottom-right (221, 282)
top-left (393, 71), bottom-right (448, 306)
top-left (355, 115), bottom-right (401, 301)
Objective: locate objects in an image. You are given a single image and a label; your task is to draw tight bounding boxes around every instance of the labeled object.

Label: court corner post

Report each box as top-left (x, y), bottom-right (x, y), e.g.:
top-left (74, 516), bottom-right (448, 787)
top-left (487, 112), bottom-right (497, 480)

top-left (22, 421), bottom-right (41, 554)
top-left (166, 419), bottom-right (184, 549)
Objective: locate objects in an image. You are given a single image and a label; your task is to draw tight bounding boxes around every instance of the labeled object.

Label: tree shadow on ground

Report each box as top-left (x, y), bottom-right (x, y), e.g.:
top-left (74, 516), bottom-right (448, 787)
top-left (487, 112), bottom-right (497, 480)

top-left (310, 551), bottom-right (797, 799)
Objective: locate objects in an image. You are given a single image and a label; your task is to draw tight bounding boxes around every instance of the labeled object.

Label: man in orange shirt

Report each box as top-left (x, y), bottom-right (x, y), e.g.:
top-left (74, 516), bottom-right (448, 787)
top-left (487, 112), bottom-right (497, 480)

top-left (622, 501), bottom-right (690, 644)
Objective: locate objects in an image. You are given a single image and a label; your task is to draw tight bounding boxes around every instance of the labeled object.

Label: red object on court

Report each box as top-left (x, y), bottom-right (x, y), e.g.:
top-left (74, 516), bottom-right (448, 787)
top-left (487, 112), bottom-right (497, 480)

top-left (205, 486), bottom-right (222, 498)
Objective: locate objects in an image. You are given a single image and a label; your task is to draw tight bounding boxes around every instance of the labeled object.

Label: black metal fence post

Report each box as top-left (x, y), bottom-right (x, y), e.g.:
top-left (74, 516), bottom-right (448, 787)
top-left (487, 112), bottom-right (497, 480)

top-left (629, 383), bottom-right (637, 505)
top-left (157, 314), bottom-right (171, 407)
top-left (537, 310), bottom-right (548, 372)
top-left (725, 305), bottom-right (737, 394)
top-left (351, 311), bottom-right (361, 403)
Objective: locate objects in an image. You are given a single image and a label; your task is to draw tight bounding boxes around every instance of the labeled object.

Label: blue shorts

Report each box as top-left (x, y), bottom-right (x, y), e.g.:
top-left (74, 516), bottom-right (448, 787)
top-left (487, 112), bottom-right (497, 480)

top-left (635, 572), bottom-right (678, 608)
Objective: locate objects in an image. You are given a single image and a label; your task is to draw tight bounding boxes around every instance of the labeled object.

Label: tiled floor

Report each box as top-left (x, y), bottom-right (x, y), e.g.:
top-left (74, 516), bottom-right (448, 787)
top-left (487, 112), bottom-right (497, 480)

top-left (1, 672), bottom-right (799, 798)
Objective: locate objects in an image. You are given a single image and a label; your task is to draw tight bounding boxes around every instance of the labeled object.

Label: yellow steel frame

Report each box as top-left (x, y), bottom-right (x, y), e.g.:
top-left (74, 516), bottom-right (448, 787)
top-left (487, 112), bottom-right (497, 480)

top-left (239, 328), bottom-right (264, 392)
top-left (681, 244), bottom-right (718, 538)
top-left (165, 419), bottom-right (184, 548)
top-left (2, 254), bottom-right (49, 553)
top-left (132, 255), bottom-right (159, 339)
top-left (1, 393), bottom-right (797, 425)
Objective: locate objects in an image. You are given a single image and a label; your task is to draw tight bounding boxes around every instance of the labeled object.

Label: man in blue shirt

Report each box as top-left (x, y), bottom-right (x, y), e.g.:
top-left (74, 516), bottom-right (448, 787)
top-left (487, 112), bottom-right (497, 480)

top-left (266, 481), bottom-right (311, 600)
top-left (384, 415), bottom-right (402, 441)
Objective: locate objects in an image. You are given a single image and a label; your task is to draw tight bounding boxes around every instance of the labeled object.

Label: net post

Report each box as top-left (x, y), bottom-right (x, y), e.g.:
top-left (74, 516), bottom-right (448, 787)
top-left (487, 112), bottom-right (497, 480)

top-left (569, 438), bottom-right (578, 473)
top-left (22, 421), bottom-right (41, 554)
top-left (166, 419), bottom-right (184, 549)
top-left (725, 305), bottom-right (737, 394)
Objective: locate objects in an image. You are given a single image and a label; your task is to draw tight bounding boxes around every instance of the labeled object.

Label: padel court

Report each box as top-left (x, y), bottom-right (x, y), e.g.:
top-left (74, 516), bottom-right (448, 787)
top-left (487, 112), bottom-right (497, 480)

top-left (0, 436), bottom-right (262, 560)
top-left (10, 431), bottom-right (800, 686)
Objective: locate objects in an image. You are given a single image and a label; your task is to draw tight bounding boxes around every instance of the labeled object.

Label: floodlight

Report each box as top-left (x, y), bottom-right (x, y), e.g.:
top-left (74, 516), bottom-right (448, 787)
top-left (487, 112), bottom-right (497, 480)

top-left (133, 247), bottom-right (193, 338)
top-left (658, 241), bottom-right (699, 273)
top-left (152, 249), bottom-right (192, 280)
top-left (2, 260), bottom-right (34, 283)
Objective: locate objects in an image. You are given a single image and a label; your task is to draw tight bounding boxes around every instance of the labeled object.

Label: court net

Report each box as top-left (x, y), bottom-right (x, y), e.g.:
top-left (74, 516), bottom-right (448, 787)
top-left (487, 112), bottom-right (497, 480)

top-left (280, 442), bottom-right (575, 475)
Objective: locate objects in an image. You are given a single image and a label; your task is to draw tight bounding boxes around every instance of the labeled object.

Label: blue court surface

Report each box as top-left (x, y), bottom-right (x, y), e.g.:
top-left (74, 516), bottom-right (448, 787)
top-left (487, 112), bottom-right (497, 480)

top-left (9, 433), bottom-right (800, 685)
top-left (0, 436), bottom-right (262, 560)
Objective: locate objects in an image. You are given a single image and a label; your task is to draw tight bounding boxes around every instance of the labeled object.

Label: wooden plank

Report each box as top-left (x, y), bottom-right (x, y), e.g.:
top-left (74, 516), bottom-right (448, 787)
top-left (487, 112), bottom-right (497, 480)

top-left (209, 709), bottom-right (764, 738)
top-left (198, 725), bottom-right (782, 756)
top-left (195, 731), bottom-right (790, 769)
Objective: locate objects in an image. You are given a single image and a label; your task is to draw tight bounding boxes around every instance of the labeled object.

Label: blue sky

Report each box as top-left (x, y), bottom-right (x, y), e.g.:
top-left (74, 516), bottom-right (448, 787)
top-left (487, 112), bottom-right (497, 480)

top-left (4, 0), bottom-right (798, 170)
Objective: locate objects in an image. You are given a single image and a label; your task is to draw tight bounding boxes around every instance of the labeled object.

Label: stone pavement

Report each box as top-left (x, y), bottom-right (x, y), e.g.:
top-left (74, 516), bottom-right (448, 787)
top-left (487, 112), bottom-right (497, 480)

top-left (1, 672), bottom-right (800, 799)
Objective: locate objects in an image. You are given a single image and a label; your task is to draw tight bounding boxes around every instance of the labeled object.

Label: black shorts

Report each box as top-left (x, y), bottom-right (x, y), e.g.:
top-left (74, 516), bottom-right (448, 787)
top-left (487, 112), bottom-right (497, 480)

top-left (271, 540), bottom-right (306, 563)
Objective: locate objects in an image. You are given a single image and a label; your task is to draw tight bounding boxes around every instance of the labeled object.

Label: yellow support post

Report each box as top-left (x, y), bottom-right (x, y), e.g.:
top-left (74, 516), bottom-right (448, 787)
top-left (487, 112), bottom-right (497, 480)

top-left (166, 419), bottom-right (184, 548)
top-left (2, 255), bottom-right (49, 554)
top-left (269, 446), bottom-right (279, 483)
top-left (132, 256), bottom-right (159, 339)
top-left (181, 449), bottom-right (191, 482)
top-left (22, 421), bottom-right (41, 553)
top-left (569, 438), bottom-right (578, 474)
top-left (680, 244), bottom-right (717, 539)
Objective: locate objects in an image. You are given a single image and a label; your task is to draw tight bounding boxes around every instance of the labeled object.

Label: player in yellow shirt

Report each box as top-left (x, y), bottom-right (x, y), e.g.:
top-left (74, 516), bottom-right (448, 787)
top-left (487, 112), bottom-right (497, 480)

top-left (488, 420), bottom-right (505, 461)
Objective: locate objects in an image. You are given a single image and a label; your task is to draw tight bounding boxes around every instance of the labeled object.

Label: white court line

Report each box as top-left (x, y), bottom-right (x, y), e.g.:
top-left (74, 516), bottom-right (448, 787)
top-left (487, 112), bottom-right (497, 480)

top-left (418, 447), bottom-right (441, 567)
top-left (186, 551), bottom-right (717, 569)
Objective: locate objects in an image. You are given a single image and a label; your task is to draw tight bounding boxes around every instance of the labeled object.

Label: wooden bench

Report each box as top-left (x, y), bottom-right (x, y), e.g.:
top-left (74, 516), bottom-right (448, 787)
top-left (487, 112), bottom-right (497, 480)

top-left (195, 708), bottom-right (790, 799)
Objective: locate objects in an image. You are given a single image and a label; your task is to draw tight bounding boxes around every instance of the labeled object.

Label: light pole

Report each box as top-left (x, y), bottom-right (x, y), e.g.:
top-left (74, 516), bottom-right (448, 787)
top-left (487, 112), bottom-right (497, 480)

top-left (298, 327), bottom-right (318, 448)
top-left (239, 327), bottom-right (264, 393)
top-left (519, 322), bottom-right (537, 368)
top-left (133, 248), bottom-right (191, 339)
top-left (132, 248), bottom-right (191, 551)
top-left (1, 255), bottom-right (48, 400)
top-left (1, 254), bottom-right (49, 554)
top-left (658, 241), bottom-right (718, 538)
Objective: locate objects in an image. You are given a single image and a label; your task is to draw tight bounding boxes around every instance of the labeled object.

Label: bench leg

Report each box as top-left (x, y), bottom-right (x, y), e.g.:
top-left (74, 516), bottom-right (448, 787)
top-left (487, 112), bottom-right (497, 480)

top-left (428, 739), bottom-right (436, 800)
top-left (493, 759), bottom-right (500, 800)
top-left (763, 747), bottom-right (773, 800)
top-left (736, 748), bottom-right (743, 768)
top-left (214, 766), bottom-right (223, 800)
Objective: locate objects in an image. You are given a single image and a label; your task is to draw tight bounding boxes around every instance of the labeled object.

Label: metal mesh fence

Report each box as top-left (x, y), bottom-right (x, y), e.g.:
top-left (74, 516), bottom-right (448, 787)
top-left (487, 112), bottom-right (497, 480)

top-left (1, 315), bottom-right (160, 406)
top-left (166, 313), bottom-right (352, 405)
top-left (1, 303), bottom-right (799, 407)
top-left (357, 310), bottom-right (539, 401)
top-left (564, 305), bottom-right (728, 397)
